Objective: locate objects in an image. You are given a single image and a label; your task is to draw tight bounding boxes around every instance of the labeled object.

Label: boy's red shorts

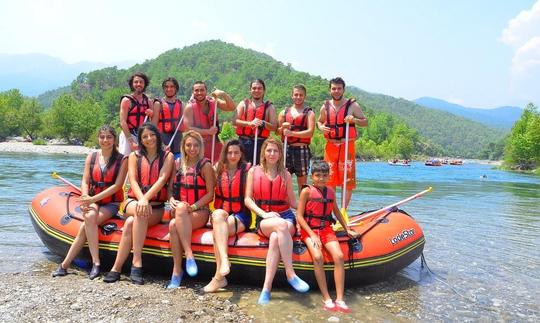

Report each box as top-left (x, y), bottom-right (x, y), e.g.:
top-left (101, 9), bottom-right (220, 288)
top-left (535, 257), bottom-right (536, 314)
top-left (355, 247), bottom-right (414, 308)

top-left (300, 226), bottom-right (338, 245)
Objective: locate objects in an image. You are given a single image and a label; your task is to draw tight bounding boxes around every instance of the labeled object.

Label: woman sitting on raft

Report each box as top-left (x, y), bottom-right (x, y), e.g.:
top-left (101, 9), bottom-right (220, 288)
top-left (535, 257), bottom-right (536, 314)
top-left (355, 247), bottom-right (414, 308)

top-left (53, 125), bottom-right (128, 279)
top-left (103, 122), bottom-right (174, 284)
top-left (203, 139), bottom-right (251, 293)
top-left (167, 130), bottom-right (215, 288)
top-left (244, 138), bottom-right (310, 304)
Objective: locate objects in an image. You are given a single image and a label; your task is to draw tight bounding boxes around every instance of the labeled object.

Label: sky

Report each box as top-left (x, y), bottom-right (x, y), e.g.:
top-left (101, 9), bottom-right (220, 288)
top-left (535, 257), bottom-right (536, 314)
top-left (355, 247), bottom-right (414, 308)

top-left (1, 0), bottom-right (539, 109)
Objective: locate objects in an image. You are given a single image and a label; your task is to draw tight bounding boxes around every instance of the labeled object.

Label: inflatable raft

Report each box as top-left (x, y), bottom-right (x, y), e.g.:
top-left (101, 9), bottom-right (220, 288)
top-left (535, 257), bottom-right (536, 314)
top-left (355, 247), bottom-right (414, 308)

top-left (29, 186), bottom-right (425, 286)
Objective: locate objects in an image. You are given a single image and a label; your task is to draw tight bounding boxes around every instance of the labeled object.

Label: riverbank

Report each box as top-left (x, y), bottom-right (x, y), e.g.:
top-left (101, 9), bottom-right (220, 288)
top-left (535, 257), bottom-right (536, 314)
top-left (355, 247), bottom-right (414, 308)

top-left (0, 265), bottom-right (250, 322)
top-left (0, 141), bottom-right (94, 155)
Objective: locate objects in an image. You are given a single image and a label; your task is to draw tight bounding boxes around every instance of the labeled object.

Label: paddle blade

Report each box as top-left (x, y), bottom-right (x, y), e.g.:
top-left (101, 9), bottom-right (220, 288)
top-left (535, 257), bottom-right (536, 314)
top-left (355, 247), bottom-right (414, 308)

top-left (333, 222), bottom-right (344, 231)
top-left (341, 207), bottom-right (350, 224)
top-left (51, 172), bottom-right (59, 179)
top-left (332, 207), bottom-right (350, 232)
top-left (117, 183), bottom-right (127, 216)
top-left (250, 211), bottom-right (257, 230)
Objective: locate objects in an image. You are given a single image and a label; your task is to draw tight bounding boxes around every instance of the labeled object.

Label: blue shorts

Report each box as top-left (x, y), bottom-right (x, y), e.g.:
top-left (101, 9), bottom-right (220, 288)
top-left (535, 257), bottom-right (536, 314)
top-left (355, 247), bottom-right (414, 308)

top-left (99, 203), bottom-right (120, 216)
top-left (232, 211), bottom-right (252, 230)
top-left (256, 209), bottom-right (296, 232)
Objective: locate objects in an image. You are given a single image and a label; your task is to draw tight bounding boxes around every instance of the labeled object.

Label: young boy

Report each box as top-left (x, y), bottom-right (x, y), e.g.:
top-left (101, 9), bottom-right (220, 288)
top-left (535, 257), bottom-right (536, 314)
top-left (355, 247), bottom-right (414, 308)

top-left (296, 160), bottom-right (358, 312)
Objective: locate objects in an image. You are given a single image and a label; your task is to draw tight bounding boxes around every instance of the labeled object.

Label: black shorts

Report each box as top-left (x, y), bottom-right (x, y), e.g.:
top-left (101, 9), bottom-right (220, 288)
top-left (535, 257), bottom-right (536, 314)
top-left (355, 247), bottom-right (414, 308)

top-left (239, 136), bottom-right (267, 165)
top-left (161, 132), bottom-right (182, 154)
top-left (285, 145), bottom-right (312, 177)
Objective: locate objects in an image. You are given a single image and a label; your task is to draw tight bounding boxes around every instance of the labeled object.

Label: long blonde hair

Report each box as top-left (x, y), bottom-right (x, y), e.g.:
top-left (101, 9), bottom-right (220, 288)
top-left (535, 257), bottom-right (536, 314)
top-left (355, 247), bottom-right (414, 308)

top-left (180, 130), bottom-right (205, 174)
top-left (259, 138), bottom-right (286, 179)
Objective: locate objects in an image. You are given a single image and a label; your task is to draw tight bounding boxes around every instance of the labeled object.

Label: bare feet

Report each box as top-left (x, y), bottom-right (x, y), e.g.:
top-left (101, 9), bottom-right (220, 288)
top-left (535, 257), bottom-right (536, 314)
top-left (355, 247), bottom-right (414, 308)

top-left (219, 259), bottom-right (230, 277)
top-left (203, 277), bottom-right (228, 293)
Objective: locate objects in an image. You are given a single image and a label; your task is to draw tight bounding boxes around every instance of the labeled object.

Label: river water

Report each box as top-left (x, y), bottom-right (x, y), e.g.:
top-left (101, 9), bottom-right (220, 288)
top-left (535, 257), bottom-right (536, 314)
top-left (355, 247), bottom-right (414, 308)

top-left (1, 152), bottom-right (538, 321)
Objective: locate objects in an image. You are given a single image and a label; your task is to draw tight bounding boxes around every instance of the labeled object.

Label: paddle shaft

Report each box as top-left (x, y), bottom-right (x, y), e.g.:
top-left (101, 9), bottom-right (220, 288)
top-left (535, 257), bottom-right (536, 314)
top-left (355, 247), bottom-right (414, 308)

top-left (283, 136), bottom-right (288, 168)
top-left (210, 98), bottom-right (218, 164)
top-left (348, 187), bottom-right (433, 226)
top-left (354, 208), bottom-right (395, 237)
top-left (341, 122), bottom-right (350, 210)
top-left (253, 126), bottom-right (259, 165)
top-left (166, 114), bottom-right (185, 148)
top-left (52, 172), bottom-right (81, 192)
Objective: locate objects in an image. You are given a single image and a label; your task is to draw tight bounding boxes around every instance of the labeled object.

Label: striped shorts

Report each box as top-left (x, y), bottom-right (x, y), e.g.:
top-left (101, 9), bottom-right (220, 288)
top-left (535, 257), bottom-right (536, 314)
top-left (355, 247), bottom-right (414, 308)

top-left (285, 145), bottom-right (312, 177)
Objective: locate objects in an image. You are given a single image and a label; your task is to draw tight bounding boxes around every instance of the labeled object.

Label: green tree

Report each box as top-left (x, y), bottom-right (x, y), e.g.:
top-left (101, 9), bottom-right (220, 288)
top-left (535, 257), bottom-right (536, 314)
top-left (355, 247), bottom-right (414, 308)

top-left (504, 103), bottom-right (540, 169)
top-left (72, 97), bottom-right (107, 143)
top-left (15, 99), bottom-right (44, 140)
top-left (218, 121), bottom-right (237, 142)
top-left (0, 89), bottom-right (25, 138)
top-left (49, 94), bottom-right (78, 141)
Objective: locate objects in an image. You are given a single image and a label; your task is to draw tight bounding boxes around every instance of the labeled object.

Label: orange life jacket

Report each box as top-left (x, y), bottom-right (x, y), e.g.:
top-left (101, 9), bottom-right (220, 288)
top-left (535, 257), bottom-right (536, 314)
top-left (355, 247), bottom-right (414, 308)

top-left (324, 98), bottom-right (357, 140)
top-left (235, 99), bottom-right (271, 139)
top-left (304, 185), bottom-right (335, 229)
top-left (127, 151), bottom-right (169, 203)
top-left (191, 98), bottom-right (219, 139)
top-left (252, 166), bottom-right (289, 213)
top-left (157, 98), bottom-right (182, 134)
top-left (282, 106), bottom-right (312, 144)
top-left (88, 152), bottom-right (125, 205)
top-left (173, 158), bottom-right (210, 205)
top-left (214, 163), bottom-right (251, 214)
top-left (122, 94), bottom-right (150, 136)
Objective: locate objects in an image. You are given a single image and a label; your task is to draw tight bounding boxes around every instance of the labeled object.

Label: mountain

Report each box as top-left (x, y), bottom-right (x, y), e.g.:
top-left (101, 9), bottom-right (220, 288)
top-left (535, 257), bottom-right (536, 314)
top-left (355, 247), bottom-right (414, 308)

top-left (414, 97), bottom-right (522, 129)
top-left (350, 88), bottom-right (506, 157)
top-left (0, 53), bottom-right (135, 97)
top-left (56, 40), bottom-right (505, 157)
top-left (36, 86), bottom-right (71, 108)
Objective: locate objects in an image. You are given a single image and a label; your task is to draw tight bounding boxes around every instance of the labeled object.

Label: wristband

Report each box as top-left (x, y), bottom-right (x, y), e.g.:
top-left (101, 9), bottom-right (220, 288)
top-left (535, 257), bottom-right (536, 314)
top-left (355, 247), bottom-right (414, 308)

top-left (192, 203), bottom-right (198, 211)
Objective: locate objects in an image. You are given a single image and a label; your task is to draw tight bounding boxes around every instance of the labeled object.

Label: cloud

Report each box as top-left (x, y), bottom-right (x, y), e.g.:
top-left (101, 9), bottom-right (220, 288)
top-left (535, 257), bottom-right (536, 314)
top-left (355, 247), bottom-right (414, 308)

top-left (500, 1), bottom-right (540, 104)
top-left (512, 36), bottom-right (540, 73)
top-left (499, 1), bottom-right (540, 47)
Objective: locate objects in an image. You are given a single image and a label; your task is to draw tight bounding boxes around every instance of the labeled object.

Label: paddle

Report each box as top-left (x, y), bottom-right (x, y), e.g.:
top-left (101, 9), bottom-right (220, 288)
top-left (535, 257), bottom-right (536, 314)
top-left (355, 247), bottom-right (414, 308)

top-left (348, 187), bottom-right (433, 227)
top-left (253, 126), bottom-right (259, 165)
top-left (51, 172), bottom-right (81, 192)
top-left (283, 135), bottom-right (288, 168)
top-left (210, 97), bottom-right (219, 164)
top-left (340, 122), bottom-right (350, 223)
top-left (332, 187), bottom-right (433, 231)
top-left (166, 114), bottom-right (185, 149)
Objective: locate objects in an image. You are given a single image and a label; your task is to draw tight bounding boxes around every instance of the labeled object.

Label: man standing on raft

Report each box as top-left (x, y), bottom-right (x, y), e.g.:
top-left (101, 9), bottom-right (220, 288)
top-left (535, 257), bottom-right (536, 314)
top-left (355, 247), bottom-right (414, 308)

top-left (119, 72), bottom-right (158, 156)
top-left (183, 81), bottom-right (235, 163)
top-left (233, 79), bottom-right (277, 165)
top-left (317, 77), bottom-right (368, 209)
top-left (154, 77), bottom-right (184, 159)
top-left (278, 84), bottom-right (315, 189)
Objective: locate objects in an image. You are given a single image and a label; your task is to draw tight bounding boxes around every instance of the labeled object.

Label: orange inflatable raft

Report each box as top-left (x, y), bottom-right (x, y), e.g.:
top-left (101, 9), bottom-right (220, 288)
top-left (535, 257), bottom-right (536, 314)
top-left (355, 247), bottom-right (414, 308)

top-left (29, 186), bottom-right (425, 286)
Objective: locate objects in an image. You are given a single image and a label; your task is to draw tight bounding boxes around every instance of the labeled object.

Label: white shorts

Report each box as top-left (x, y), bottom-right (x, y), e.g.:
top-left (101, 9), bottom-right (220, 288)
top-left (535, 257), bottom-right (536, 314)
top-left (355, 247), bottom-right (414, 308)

top-left (119, 132), bottom-right (137, 156)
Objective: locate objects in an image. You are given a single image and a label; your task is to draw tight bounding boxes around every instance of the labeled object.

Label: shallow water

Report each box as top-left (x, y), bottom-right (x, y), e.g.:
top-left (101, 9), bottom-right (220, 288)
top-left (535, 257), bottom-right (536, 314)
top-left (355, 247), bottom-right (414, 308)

top-left (1, 153), bottom-right (538, 321)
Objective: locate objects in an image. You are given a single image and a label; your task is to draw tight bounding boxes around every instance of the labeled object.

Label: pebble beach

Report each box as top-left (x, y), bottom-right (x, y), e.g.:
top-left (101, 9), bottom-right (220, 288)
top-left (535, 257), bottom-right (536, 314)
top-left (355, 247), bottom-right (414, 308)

top-left (0, 141), bottom-right (95, 155)
top-left (0, 265), bottom-right (251, 323)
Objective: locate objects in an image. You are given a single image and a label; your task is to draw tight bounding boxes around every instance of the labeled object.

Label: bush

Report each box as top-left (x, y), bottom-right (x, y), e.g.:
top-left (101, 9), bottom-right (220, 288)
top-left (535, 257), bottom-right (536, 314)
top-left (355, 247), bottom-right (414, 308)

top-left (32, 138), bottom-right (47, 145)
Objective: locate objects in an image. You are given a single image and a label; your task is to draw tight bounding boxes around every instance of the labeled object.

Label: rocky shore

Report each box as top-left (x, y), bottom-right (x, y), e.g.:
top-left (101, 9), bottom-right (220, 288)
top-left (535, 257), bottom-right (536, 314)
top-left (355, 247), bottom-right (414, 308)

top-left (0, 141), bottom-right (95, 155)
top-left (0, 266), bottom-right (251, 323)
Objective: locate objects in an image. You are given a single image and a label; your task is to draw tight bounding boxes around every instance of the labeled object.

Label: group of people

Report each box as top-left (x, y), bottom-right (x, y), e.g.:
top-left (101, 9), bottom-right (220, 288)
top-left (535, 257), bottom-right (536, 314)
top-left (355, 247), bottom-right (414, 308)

top-left (52, 73), bottom-right (368, 312)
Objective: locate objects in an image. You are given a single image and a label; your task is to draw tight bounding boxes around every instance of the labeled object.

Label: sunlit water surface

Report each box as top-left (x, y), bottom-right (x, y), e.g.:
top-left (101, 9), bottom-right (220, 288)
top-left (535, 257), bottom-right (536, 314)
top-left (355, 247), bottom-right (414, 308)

top-left (1, 153), bottom-right (538, 321)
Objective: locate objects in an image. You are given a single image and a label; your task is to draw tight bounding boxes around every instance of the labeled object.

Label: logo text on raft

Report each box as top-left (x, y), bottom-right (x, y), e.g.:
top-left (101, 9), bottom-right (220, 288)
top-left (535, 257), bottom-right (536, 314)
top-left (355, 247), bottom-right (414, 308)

top-left (390, 229), bottom-right (415, 245)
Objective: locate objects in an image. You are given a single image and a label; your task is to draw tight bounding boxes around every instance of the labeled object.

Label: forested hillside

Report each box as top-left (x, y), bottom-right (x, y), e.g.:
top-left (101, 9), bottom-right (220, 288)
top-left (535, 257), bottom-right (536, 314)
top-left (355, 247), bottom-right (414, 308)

top-left (348, 87), bottom-right (506, 157)
top-left (2, 40), bottom-right (507, 158)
